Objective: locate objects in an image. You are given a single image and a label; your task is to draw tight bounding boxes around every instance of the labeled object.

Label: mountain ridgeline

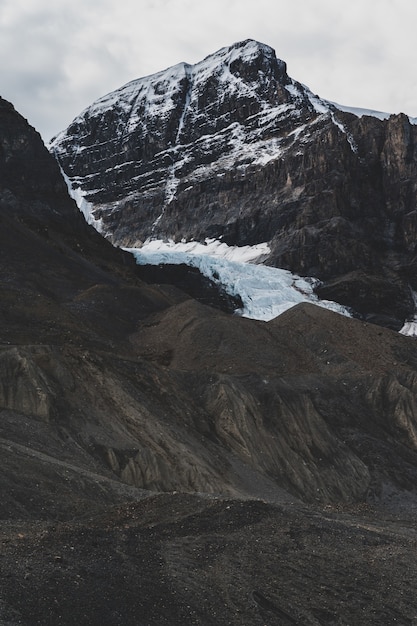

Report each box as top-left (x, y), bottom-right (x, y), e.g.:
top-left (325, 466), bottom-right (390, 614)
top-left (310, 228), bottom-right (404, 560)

top-left (51, 39), bottom-right (417, 329)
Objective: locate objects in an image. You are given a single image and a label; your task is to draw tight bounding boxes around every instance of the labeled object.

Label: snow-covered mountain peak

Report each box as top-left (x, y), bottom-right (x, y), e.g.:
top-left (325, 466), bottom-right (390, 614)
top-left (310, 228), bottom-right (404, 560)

top-left (204, 38), bottom-right (276, 62)
top-left (50, 39), bottom-right (309, 238)
top-left (52, 40), bottom-right (289, 145)
top-left (51, 39), bottom-right (305, 174)
top-left (194, 38), bottom-right (287, 79)
top-left (50, 40), bottom-right (417, 330)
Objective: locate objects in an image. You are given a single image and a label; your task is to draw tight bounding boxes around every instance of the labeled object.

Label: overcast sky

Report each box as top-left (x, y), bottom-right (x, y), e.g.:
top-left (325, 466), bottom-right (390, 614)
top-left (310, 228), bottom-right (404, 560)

top-left (1, 0), bottom-right (416, 141)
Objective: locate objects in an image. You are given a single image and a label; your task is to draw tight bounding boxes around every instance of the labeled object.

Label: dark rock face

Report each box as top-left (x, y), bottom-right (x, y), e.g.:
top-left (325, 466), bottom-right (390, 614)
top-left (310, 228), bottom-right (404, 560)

top-left (5, 96), bottom-right (417, 623)
top-left (135, 262), bottom-right (242, 313)
top-left (315, 270), bottom-right (415, 330)
top-left (51, 40), bottom-right (417, 328)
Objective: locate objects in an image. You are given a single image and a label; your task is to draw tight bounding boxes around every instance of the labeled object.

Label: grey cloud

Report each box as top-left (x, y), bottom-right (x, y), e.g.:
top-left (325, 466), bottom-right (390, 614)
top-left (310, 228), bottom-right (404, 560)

top-left (0, 0), bottom-right (416, 140)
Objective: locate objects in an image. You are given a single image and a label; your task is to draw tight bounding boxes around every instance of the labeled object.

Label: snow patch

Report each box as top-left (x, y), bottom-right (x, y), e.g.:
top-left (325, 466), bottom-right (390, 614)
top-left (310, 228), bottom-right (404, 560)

top-left (330, 112), bottom-right (358, 153)
top-left (307, 93), bottom-right (329, 116)
top-left (400, 321), bottom-right (417, 337)
top-left (285, 83), bottom-right (304, 102)
top-left (329, 101), bottom-right (417, 127)
top-left (59, 167), bottom-right (104, 233)
top-left (136, 238), bottom-right (271, 263)
top-left (400, 291), bottom-right (417, 336)
top-left (330, 101), bottom-right (391, 121)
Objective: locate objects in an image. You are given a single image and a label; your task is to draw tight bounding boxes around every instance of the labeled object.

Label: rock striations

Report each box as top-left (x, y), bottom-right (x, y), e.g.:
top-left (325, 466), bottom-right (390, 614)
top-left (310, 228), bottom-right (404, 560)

top-left (51, 39), bottom-right (417, 329)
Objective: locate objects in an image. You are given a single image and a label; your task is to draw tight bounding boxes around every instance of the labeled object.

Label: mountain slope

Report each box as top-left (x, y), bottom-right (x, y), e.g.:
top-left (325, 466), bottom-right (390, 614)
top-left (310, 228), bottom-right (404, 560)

top-left (4, 95), bottom-right (417, 623)
top-left (4, 91), bottom-right (417, 511)
top-left (4, 494), bottom-right (417, 626)
top-left (51, 39), bottom-right (417, 329)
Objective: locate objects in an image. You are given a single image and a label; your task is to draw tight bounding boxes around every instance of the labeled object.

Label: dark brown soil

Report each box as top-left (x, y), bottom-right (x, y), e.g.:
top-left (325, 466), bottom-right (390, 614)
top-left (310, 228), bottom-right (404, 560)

top-left (2, 494), bottom-right (417, 625)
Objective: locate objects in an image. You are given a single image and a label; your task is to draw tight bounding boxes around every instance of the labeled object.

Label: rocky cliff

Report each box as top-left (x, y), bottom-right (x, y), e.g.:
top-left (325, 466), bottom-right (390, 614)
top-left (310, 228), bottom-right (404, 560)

top-left (51, 39), bottom-right (417, 329)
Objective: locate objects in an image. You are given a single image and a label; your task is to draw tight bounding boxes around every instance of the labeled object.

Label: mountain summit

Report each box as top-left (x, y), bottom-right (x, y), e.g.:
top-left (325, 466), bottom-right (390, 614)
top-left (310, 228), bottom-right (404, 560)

top-left (50, 38), bottom-right (296, 244)
top-left (51, 40), bottom-right (417, 329)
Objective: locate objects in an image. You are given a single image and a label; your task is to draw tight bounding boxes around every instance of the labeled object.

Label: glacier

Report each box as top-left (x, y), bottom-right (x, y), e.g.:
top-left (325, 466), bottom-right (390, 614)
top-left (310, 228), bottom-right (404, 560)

top-left (125, 239), bottom-right (352, 322)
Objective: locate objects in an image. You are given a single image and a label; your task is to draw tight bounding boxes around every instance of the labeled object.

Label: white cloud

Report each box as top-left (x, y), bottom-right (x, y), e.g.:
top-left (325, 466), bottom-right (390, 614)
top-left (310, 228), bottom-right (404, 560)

top-left (0, 0), bottom-right (416, 140)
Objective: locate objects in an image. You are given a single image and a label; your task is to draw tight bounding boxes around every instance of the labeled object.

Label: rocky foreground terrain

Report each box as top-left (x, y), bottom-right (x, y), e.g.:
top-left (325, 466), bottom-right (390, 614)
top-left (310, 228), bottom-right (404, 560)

top-left (3, 90), bottom-right (417, 623)
top-left (51, 39), bottom-right (417, 330)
